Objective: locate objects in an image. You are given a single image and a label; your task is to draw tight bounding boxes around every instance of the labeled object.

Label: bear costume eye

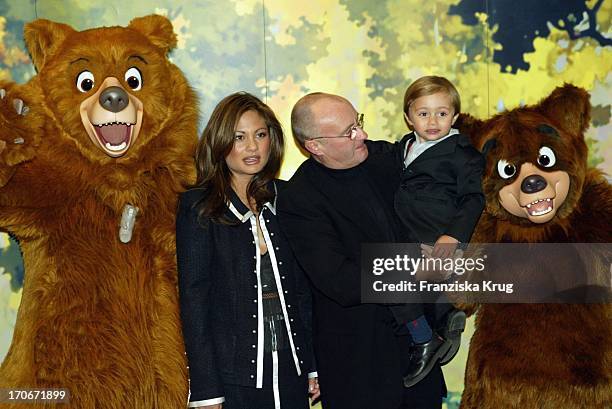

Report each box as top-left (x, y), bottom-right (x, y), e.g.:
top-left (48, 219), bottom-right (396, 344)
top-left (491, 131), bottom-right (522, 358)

top-left (76, 70), bottom-right (95, 92)
top-left (497, 159), bottom-right (516, 179)
top-left (125, 67), bottom-right (142, 91)
top-left (537, 146), bottom-right (556, 168)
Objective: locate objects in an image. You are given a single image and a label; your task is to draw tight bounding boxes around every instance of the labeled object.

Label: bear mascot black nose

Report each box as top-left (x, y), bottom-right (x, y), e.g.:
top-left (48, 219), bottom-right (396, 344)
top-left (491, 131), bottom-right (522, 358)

top-left (99, 86), bottom-right (129, 112)
top-left (521, 174), bottom-right (547, 193)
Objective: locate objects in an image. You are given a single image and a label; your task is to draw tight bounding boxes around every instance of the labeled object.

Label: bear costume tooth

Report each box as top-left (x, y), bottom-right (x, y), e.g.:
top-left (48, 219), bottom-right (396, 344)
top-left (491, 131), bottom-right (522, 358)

top-left (105, 141), bottom-right (127, 151)
top-left (529, 206), bottom-right (553, 216)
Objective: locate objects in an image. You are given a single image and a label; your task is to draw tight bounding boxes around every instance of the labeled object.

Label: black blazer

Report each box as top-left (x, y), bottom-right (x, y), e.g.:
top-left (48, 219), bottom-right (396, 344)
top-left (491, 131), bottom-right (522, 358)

top-left (277, 155), bottom-right (445, 409)
top-left (176, 181), bottom-right (315, 405)
top-left (395, 132), bottom-right (485, 244)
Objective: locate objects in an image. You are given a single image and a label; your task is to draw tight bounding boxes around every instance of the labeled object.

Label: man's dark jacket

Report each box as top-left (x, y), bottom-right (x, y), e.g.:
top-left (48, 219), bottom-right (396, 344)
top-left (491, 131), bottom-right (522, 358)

top-left (277, 148), bottom-right (445, 409)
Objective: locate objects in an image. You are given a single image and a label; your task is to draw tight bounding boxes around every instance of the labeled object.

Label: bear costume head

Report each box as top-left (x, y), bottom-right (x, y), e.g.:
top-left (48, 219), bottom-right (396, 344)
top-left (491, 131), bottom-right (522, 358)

top-left (0, 14), bottom-right (198, 212)
top-left (23, 15), bottom-right (195, 161)
top-left (456, 84), bottom-right (607, 242)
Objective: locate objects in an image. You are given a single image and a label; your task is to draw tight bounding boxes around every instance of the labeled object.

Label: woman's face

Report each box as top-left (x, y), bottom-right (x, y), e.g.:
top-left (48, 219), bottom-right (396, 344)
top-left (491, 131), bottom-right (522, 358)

top-left (226, 110), bottom-right (271, 182)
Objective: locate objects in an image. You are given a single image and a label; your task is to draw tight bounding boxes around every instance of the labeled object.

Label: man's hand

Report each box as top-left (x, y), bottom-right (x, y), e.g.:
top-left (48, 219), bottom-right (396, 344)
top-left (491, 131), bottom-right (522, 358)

top-left (309, 377), bottom-right (321, 401)
top-left (415, 245), bottom-right (453, 282)
top-left (432, 235), bottom-right (459, 259)
top-left (193, 405), bottom-right (221, 409)
top-left (418, 243), bottom-right (464, 282)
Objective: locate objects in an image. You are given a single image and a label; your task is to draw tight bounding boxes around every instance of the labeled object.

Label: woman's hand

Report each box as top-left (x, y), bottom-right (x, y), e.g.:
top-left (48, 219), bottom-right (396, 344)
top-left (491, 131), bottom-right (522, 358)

top-left (309, 377), bottom-right (321, 401)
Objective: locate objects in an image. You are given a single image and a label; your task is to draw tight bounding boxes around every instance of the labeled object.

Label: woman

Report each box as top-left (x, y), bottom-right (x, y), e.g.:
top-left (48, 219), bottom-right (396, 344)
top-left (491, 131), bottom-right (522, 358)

top-left (176, 92), bottom-right (319, 409)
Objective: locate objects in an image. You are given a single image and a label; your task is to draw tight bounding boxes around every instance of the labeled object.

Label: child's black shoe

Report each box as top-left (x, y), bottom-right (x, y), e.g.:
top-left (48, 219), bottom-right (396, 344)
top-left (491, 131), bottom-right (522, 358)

top-left (438, 309), bottom-right (466, 365)
top-left (402, 334), bottom-right (451, 388)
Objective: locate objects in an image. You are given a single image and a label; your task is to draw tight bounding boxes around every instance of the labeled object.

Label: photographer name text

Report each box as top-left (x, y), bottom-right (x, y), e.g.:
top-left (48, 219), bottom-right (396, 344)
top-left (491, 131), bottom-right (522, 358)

top-left (372, 280), bottom-right (514, 294)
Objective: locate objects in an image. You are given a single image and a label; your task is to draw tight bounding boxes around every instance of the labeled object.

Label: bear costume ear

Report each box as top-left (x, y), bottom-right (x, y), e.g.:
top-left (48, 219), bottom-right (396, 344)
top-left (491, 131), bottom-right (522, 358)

top-left (455, 113), bottom-right (485, 147)
top-left (455, 113), bottom-right (483, 136)
top-left (128, 15), bottom-right (177, 54)
top-left (24, 19), bottom-right (75, 71)
top-left (538, 83), bottom-right (591, 137)
top-left (481, 138), bottom-right (497, 157)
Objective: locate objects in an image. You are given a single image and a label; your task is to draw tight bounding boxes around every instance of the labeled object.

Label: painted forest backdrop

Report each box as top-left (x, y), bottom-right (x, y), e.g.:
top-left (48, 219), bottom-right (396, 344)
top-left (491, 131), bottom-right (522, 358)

top-left (0, 1), bottom-right (610, 407)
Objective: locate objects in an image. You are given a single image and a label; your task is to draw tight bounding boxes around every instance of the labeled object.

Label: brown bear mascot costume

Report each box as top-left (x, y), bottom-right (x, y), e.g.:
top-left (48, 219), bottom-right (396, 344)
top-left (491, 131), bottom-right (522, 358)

top-left (0, 16), bottom-right (198, 408)
top-left (457, 84), bottom-right (612, 408)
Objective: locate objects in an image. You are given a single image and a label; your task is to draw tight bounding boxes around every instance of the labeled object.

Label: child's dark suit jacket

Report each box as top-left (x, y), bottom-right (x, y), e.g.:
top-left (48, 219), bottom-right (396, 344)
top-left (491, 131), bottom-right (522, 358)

top-left (395, 132), bottom-right (485, 244)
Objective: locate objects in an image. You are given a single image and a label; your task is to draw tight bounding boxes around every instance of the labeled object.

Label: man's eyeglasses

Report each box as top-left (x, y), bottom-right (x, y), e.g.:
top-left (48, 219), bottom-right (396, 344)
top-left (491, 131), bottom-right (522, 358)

top-left (309, 113), bottom-right (364, 140)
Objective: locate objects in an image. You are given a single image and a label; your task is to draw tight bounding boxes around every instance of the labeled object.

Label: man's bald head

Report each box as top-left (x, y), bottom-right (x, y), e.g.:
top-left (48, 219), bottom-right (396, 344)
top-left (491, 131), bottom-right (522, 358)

top-left (291, 92), bottom-right (351, 147)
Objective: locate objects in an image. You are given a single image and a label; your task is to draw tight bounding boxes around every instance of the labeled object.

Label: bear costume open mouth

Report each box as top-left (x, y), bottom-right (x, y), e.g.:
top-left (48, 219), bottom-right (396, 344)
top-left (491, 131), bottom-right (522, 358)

top-left (79, 76), bottom-right (144, 158)
top-left (523, 197), bottom-right (553, 216)
top-left (92, 121), bottom-right (134, 152)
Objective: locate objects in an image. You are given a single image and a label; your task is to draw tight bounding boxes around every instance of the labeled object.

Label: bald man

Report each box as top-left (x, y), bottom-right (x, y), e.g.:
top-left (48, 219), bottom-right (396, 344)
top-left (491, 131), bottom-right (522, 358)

top-left (277, 93), bottom-right (446, 409)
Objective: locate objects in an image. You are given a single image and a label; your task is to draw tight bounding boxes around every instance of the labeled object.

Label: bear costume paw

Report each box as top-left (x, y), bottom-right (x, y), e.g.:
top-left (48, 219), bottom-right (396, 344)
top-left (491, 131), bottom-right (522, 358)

top-left (0, 86), bottom-right (39, 186)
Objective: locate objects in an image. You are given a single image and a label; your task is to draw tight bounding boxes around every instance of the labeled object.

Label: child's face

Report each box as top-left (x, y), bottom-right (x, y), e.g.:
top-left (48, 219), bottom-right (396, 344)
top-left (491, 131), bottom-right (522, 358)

top-left (405, 92), bottom-right (458, 142)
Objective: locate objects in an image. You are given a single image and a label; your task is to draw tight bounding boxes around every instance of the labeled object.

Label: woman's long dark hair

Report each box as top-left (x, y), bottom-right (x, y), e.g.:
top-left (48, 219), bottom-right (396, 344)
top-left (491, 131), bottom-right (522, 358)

top-left (193, 92), bottom-right (284, 224)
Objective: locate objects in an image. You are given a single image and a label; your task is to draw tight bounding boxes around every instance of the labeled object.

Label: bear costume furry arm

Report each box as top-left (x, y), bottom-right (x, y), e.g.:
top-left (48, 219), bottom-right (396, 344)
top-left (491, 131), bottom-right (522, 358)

top-left (0, 20), bottom-right (79, 226)
top-left (0, 79), bottom-right (47, 233)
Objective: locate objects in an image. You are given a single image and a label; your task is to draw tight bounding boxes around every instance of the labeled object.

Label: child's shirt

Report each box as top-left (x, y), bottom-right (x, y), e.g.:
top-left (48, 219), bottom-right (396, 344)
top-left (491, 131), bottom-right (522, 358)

top-left (404, 128), bottom-right (459, 168)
